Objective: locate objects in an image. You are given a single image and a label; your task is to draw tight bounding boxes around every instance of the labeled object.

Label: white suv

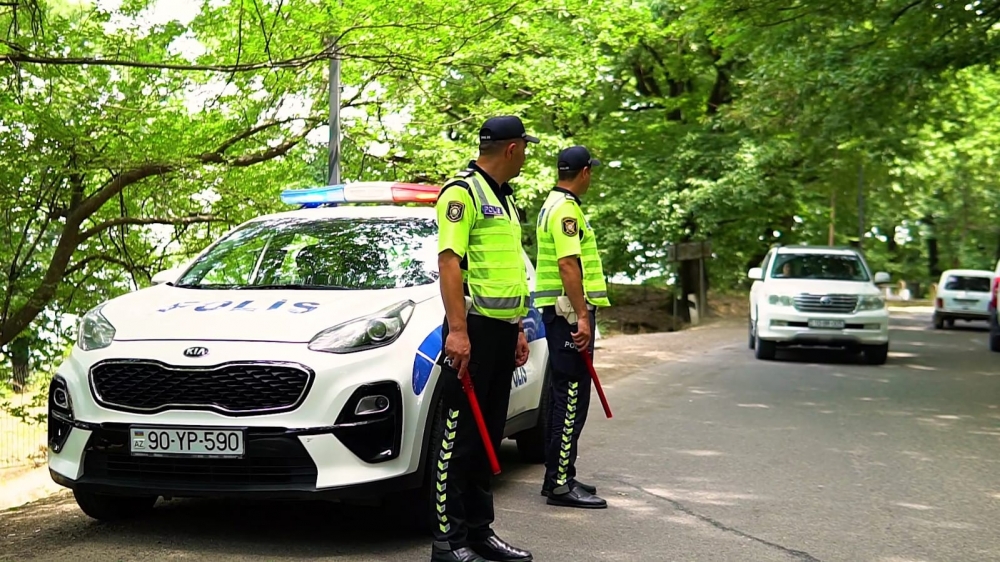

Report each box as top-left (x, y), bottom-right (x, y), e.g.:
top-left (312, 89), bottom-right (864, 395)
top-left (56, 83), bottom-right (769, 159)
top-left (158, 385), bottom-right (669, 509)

top-left (747, 246), bottom-right (891, 364)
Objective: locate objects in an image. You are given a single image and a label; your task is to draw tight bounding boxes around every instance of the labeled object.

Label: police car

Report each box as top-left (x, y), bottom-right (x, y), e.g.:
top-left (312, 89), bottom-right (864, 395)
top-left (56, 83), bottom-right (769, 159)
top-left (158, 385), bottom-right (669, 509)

top-left (47, 182), bottom-right (551, 521)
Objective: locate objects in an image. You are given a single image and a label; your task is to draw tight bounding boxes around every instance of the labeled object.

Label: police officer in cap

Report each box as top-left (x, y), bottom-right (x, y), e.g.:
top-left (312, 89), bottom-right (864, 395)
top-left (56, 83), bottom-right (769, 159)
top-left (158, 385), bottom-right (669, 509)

top-left (533, 145), bottom-right (610, 509)
top-left (429, 115), bottom-right (538, 562)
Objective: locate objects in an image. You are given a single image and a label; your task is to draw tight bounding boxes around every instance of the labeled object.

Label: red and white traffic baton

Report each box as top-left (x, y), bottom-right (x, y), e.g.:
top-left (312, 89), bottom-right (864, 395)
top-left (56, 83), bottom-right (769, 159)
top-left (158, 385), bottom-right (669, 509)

top-left (459, 365), bottom-right (501, 475)
top-left (579, 348), bottom-right (612, 419)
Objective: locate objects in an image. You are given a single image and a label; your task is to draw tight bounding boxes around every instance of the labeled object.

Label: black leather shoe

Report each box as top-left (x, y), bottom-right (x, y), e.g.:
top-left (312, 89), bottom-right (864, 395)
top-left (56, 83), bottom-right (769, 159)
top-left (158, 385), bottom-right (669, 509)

top-left (546, 486), bottom-right (608, 509)
top-left (540, 479), bottom-right (597, 496)
top-left (469, 535), bottom-right (533, 562)
top-left (431, 545), bottom-right (488, 562)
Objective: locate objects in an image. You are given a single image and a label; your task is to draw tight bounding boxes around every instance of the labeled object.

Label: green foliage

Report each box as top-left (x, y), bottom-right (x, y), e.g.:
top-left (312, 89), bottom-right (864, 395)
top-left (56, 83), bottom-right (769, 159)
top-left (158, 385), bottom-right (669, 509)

top-left (2, 0), bottom-right (1000, 406)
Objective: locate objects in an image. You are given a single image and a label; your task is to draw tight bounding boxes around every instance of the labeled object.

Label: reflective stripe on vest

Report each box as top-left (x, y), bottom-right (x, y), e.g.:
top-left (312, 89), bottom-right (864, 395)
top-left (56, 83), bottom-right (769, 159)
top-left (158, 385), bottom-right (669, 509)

top-left (451, 173), bottom-right (530, 320)
top-left (532, 190), bottom-right (611, 309)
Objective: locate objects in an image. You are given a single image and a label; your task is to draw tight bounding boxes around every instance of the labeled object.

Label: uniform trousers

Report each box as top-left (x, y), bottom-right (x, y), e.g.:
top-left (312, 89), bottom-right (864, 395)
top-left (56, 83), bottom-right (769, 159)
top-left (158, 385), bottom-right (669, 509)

top-left (431, 313), bottom-right (520, 549)
top-left (542, 307), bottom-right (597, 490)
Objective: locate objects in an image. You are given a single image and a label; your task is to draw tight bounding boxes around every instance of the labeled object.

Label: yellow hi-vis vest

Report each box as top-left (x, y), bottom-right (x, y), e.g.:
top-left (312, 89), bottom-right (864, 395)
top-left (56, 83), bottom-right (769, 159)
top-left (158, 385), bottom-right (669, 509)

top-left (444, 171), bottom-right (530, 320)
top-left (532, 189), bottom-right (610, 309)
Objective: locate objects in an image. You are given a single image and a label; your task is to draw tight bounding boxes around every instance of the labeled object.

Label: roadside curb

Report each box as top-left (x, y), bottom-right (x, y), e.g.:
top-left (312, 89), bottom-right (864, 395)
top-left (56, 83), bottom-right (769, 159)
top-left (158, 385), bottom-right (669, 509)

top-left (0, 464), bottom-right (62, 512)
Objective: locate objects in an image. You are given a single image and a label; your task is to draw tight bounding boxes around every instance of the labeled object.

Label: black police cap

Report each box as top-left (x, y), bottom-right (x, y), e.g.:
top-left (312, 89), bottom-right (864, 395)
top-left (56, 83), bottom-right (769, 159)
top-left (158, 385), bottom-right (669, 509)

top-left (557, 145), bottom-right (601, 171)
top-left (479, 116), bottom-right (540, 144)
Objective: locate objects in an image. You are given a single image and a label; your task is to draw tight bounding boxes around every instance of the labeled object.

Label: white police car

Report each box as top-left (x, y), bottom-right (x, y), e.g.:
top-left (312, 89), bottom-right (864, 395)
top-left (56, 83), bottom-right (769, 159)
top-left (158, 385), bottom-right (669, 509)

top-left (47, 182), bottom-right (551, 521)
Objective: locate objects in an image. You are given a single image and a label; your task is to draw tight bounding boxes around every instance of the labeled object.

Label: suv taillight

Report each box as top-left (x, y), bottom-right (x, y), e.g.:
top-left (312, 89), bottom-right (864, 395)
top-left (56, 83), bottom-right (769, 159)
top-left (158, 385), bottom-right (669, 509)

top-left (991, 277), bottom-right (1000, 309)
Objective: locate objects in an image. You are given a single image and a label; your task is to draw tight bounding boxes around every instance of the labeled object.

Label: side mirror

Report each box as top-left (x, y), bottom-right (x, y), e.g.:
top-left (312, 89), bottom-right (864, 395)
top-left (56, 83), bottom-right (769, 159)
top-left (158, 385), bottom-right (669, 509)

top-left (151, 267), bottom-right (184, 286)
top-left (873, 272), bottom-right (891, 285)
top-left (748, 267), bottom-right (763, 281)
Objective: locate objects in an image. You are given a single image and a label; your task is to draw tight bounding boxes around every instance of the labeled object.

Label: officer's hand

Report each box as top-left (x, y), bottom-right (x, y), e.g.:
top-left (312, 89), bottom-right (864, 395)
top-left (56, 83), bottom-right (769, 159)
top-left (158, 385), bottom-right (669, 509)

top-left (572, 317), bottom-right (591, 352)
top-left (445, 330), bottom-right (471, 377)
top-left (514, 332), bottom-right (529, 368)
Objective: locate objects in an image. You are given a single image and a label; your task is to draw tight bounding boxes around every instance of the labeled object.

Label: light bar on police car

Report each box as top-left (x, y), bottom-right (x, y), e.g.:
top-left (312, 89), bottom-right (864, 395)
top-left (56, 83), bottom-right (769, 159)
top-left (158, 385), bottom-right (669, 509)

top-left (279, 182), bottom-right (441, 207)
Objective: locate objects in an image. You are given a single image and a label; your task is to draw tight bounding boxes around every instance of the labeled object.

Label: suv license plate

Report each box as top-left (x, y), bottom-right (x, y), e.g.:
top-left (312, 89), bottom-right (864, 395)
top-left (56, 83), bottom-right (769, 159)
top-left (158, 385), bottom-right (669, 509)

top-left (130, 427), bottom-right (245, 458)
top-left (808, 319), bottom-right (845, 329)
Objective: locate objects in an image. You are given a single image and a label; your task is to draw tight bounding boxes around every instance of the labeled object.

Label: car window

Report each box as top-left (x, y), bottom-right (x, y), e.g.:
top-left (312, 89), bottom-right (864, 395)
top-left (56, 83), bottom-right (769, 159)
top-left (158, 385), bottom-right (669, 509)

top-left (176, 216), bottom-right (440, 289)
top-left (770, 253), bottom-right (869, 281)
top-left (943, 275), bottom-right (992, 293)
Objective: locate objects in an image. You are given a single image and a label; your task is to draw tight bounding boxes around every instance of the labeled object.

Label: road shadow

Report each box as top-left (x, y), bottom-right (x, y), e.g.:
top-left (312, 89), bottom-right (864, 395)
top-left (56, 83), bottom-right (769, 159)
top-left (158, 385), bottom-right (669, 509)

top-left (0, 442), bottom-right (541, 561)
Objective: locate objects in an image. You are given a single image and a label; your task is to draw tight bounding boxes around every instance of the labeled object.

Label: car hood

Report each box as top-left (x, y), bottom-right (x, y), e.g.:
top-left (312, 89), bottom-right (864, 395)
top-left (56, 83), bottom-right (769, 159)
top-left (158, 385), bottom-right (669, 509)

top-left (766, 279), bottom-right (881, 296)
top-left (102, 284), bottom-right (439, 343)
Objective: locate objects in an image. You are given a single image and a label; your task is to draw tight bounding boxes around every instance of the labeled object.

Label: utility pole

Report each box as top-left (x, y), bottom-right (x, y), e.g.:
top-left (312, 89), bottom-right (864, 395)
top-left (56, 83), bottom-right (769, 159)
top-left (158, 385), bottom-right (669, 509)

top-left (328, 44), bottom-right (341, 185)
top-left (857, 159), bottom-right (864, 252)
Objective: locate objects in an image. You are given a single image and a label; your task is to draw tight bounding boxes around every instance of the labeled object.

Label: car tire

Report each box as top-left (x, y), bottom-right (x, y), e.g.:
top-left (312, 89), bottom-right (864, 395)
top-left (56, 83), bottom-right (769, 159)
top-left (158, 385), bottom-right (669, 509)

top-left (754, 326), bottom-right (776, 360)
top-left (990, 333), bottom-right (1000, 353)
top-left (748, 318), bottom-right (756, 350)
top-left (514, 365), bottom-right (551, 464)
top-left (395, 392), bottom-right (448, 537)
top-left (72, 489), bottom-right (157, 522)
top-left (862, 343), bottom-right (889, 365)
top-left (933, 313), bottom-right (944, 329)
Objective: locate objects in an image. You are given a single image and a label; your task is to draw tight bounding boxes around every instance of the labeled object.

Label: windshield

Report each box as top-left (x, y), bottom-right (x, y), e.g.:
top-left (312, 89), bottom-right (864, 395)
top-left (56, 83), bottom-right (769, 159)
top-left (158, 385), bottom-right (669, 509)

top-left (770, 253), bottom-right (869, 282)
top-left (175, 216), bottom-right (439, 290)
top-left (943, 275), bottom-right (992, 292)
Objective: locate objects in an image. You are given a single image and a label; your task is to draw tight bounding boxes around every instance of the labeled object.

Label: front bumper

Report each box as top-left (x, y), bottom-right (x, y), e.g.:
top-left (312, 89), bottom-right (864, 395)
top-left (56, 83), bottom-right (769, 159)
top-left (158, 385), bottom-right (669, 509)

top-left (756, 305), bottom-right (889, 346)
top-left (48, 420), bottom-right (420, 500)
top-left (47, 337), bottom-right (442, 500)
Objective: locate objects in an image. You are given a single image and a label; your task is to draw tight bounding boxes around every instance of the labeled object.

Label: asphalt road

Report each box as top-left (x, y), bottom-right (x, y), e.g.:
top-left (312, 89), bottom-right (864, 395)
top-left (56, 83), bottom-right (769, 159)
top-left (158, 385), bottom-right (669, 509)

top-left (3, 311), bottom-right (999, 562)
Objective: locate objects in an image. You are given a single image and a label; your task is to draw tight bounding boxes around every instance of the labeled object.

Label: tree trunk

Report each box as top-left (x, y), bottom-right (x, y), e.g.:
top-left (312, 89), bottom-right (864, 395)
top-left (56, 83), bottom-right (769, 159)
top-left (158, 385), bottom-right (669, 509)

top-left (925, 215), bottom-right (940, 279)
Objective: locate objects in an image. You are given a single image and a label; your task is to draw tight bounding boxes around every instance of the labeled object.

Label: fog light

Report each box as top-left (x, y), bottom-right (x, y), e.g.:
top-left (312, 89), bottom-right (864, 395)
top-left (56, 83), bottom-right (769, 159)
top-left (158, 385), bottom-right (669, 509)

top-left (865, 324), bottom-right (881, 330)
top-left (770, 320), bottom-right (788, 327)
top-left (53, 388), bottom-right (70, 409)
top-left (355, 395), bottom-right (390, 416)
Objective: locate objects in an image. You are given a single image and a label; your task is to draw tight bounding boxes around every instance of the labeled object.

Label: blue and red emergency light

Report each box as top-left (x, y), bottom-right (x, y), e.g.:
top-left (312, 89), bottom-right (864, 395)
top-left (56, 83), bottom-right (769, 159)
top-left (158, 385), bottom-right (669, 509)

top-left (279, 182), bottom-right (441, 208)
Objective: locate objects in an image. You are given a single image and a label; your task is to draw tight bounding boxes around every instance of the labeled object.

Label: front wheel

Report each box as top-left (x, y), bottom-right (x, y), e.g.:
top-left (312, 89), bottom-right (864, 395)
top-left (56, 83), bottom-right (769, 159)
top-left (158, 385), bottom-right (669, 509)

top-left (754, 325), bottom-right (777, 360)
top-left (862, 343), bottom-right (889, 365)
top-left (73, 489), bottom-right (157, 522)
top-left (514, 366), bottom-right (551, 464)
top-left (748, 318), bottom-right (756, 350)
top-left (989, 333), bottom-right (1000, 352)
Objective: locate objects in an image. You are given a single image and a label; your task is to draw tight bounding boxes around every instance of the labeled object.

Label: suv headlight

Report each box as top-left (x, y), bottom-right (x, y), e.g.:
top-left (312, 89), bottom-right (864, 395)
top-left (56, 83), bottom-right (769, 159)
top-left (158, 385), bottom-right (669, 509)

top-left (768, 295), bottom-right (794, 306)
top-left (308, 300), bottom-right (416, 354)
top-left (76, 304), bottom-right (115, 351)
top-left (857, 295), bottom-right (885, 311)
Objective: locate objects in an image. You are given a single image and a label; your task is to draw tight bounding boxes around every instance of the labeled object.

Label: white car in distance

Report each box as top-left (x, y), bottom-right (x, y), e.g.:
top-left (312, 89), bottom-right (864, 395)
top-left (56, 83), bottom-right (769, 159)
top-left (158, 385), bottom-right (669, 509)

top-left (747, 246), bottom-right (891, 364)
top-left (933, 269), bottom-right (995, 329)
top-left (47, 182), bottom-right (551, 523)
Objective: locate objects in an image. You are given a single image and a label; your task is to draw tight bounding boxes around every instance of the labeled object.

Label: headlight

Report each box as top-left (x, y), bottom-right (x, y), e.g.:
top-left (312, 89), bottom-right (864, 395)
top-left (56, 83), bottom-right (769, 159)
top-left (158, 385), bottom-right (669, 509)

top-left (76, 305), bottom-right (115, 351)
top-left (857, 295), bottom-right (885, 311)
top-left (308, 300), bottom-right (416, 354)
top-left (767, 295), bottom-right (794, 306)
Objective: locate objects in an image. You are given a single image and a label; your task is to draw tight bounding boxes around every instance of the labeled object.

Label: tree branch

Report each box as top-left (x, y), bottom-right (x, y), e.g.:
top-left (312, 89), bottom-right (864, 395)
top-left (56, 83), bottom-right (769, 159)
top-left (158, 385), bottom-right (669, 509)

top-left (79, 214), bottom-right (225, 242)
top-left (64, 254), bottom-right (136, 278)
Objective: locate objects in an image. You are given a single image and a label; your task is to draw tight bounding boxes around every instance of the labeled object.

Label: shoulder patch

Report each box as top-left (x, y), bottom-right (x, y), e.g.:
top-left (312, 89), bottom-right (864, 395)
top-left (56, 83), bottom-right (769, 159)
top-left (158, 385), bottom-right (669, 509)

top-left (456, 169), bottom-right (474, 178)
top-left (561, 217), bottom-right (579, 236)
top-left (446, 200), bottom-right (465, 222)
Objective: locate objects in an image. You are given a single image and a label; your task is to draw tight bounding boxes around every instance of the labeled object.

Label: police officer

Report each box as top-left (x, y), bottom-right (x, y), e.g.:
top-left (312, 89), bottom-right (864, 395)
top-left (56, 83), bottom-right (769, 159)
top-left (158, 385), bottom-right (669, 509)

top-left (533, 145), bottom-right (610, 509)
top-left (429, 115), bottom-right (538, 562)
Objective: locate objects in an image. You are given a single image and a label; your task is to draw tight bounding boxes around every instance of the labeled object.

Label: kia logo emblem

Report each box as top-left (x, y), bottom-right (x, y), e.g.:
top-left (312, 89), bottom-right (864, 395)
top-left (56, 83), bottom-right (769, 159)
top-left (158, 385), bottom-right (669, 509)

top-left (183, 346), bottom-right (209, 357)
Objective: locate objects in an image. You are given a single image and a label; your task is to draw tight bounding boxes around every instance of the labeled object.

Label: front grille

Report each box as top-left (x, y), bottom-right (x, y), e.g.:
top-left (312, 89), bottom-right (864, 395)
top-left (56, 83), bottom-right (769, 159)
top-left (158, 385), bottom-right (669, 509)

top-left (88, 453), bottom-right (317, 486)
top-left (90, 361), bottom-right (313, 415)
top-left (793, 294), bottom-right (858, 314)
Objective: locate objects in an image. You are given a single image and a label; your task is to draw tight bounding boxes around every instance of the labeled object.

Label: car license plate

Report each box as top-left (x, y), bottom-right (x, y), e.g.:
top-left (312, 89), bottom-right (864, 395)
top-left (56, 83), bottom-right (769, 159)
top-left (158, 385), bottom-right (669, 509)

top-left (808, 319), bottom-right (845, 329)
top-left (129, 427), bottom-right (245, 457)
